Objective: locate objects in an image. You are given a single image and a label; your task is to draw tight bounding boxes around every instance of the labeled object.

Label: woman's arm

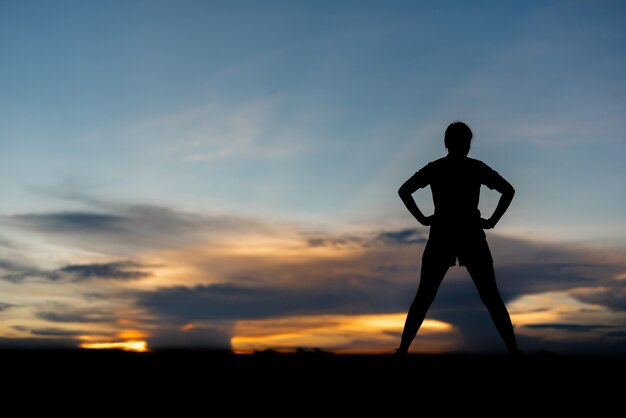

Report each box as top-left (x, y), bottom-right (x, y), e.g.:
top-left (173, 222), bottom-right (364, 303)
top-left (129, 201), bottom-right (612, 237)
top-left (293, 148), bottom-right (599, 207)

top-left (398, 172), bottom-right (433, 226)
top-left (481, 179), bottom-right (515, 229)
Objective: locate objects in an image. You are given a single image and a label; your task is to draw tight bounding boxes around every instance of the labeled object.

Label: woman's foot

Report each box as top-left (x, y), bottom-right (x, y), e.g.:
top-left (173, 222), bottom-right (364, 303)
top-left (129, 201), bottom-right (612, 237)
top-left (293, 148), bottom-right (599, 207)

top-left (393, 348), bottom-right (408, 356)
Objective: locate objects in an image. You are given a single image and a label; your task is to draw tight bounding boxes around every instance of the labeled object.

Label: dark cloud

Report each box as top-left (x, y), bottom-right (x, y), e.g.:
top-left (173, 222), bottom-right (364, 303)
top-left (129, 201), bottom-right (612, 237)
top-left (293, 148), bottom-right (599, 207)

top-left (0, 302), bottom-right (14, 312)
top-left (10, 212), bottom-right (124, 233)
top-left (0, 258), bottom-right (150, 283)
top-left (524, 323), bottom-right (614, 332)
top-left (3, 204), bottom-right (269, 255)
top-left (572, 284), bottom-right (626, 311)
top-left (137, 281), bottom-right (413, 322)
top-left (37, 307), bottom-right (116, 323)
top-left (494, 262), bottom-right (622, 301)
top-left (306, 236), bottom-right (366, 247)
top-left (0, 258), bottom-right (61, 282)
top-left (307, 238), bottom-right (334, 247)
top-left (59, 261), bottom-right (150, 281)
top-left (305, 228), bottom-right (428, 249)
top-left (139, 283), bottom-right (359, 320)
top-left (375, 228), bottom-right (428, 245)
top-left (15, 327), bottom-right (86, 337)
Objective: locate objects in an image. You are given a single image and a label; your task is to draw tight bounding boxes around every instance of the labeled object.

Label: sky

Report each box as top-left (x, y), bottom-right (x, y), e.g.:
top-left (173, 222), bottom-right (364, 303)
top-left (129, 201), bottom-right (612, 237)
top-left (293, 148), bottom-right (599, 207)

top-left (0, 0), bottom-right (625, 354)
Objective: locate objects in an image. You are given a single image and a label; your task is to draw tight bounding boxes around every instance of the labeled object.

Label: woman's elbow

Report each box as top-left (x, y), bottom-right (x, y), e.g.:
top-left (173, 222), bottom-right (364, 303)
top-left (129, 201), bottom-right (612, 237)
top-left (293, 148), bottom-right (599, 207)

top-left (505, 184), bottom-right (515, 199)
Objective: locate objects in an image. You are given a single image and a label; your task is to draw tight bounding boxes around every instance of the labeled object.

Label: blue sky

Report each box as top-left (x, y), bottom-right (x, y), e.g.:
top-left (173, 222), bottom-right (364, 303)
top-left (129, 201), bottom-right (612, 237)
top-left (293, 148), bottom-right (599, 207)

top-left (0, 1), bottom-right (625, 354)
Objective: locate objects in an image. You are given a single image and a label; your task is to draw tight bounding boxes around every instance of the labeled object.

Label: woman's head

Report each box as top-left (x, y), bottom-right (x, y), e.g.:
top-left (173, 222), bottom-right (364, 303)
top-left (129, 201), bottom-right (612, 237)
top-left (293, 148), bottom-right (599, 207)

top-left (444, 121), bottom-right (472, 156)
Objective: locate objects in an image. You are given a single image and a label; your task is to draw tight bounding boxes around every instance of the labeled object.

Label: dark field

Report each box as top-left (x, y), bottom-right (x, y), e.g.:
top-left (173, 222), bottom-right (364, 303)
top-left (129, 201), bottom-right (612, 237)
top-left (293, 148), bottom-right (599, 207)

top-left (4, 349), bottom-right (623, 411)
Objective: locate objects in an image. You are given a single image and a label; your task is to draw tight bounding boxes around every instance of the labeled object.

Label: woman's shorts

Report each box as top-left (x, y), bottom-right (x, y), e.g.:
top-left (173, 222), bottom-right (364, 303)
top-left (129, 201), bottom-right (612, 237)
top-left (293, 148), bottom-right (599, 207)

top-left (422, 235), bottom-right (493, 267)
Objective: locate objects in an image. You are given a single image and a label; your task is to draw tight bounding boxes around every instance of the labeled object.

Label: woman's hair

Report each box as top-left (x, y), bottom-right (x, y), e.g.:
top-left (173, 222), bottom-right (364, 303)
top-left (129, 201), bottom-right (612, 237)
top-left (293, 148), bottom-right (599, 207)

top-left (444, 121), bottom-right (473, 151)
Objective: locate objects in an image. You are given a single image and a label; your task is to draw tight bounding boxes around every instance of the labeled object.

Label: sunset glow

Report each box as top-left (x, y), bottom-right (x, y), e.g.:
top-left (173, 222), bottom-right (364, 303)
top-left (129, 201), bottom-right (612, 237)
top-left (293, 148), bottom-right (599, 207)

top-left (232, 313), bottom-right (459, 354)
top-left (80, 341), bottom-right (149, 353)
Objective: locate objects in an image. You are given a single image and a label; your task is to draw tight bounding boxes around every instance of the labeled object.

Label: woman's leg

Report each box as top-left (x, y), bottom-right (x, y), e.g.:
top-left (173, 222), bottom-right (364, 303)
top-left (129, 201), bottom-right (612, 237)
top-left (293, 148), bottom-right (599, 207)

top-left (465, 262), bottom-right (518, 354)
top-left (396, 261), bottom-right (449, 354)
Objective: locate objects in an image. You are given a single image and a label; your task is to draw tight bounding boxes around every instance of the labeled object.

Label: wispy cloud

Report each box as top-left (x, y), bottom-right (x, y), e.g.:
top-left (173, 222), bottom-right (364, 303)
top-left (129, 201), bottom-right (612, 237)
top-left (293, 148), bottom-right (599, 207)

top-left (36, 307), bottom-right (117, 324)
top-left (0, 259), bottom-right (151, 283)
top-left (374, 228), bottom-right (428, 245)
top-left (13, 326), bottom-right (90, 337)
top-left (2, 202), bottom-right (271, 255)
top-left (572, 285), bottom-right (626, 311)
top-left (10, 212), bottom-right (124, 233)
top-left (524, 323), bottom-right (615, 332)
top-left (0, 259), bottom-right (61, 283)
top-left (58, 262), bottom-right (151, 282)
top-left (126, 99), bottom-right (306, 161)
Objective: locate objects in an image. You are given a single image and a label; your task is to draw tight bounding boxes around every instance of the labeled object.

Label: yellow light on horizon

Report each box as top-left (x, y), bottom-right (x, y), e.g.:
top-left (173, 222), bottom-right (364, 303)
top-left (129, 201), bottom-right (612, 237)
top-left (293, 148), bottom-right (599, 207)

top-left (345, 313), bottom-right (452, 331)
top-left (80, 340), bottom-right (149, 353)
top-left (232, 313), bottom-right (459, 354)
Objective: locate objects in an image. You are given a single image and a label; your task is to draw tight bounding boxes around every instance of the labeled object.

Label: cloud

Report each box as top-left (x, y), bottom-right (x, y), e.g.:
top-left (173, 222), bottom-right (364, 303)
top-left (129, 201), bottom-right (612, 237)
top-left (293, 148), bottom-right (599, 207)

top-left (125, 214), bottom-right (626, 354)
top-left (305, 236), bottom-right (367, 248)
top-left (0, 302), bottom-right (13, 312)
top-left (2, 203), bottom-right (271, 255)
top-left (13, 245), bottom-right (626, 355)
top-left (305, 228), bottom-right (428, 248)
top-left (494, 262), bottom-right (621, 301)
top-left (137, 283), bottom-right (378, 321)
top-left (0, 258), bottom-right (61, 283)
top-left (3, 195), bottom-right (626, 354)
top-left (571, 285), bottom-right (626, 311)
top-left (13, 326), bottom-right (87, 337)
top-left (375, 228), bottom-right (428, 245)
top-left (126, 99), bottom-right (298, 161)
top-left (0, 235), bottom-right (20, 249)
top-left (135, 250), bottom-right (621, 327)
top-left (0, 259), bottom-right (150, 283)
top-left (37, 307), bottom-right (116, 324)
top-left (58, 261), bottom-right (151, 282)
top-left (524, 323), bottom-right (614, 332)
top-left (10, 212), bottom-right (123, 233)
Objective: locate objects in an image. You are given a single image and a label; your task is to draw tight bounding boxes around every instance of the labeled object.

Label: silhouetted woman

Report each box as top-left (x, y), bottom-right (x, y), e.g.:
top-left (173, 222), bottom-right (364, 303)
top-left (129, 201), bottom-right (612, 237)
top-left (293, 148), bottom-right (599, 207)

top-left (396, 121), bottom-right (518, 355)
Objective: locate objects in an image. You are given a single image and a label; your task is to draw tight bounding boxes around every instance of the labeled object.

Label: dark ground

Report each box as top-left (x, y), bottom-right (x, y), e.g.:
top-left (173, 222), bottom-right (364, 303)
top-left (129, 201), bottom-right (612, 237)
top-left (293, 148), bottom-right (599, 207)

top-left (3, 349), bottom-right (623, 411)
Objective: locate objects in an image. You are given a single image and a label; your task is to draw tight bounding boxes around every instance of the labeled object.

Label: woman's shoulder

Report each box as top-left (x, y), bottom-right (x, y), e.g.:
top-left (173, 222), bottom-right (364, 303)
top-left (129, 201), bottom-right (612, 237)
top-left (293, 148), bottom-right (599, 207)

top-left (466, 157), bottom-right (493, 170)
